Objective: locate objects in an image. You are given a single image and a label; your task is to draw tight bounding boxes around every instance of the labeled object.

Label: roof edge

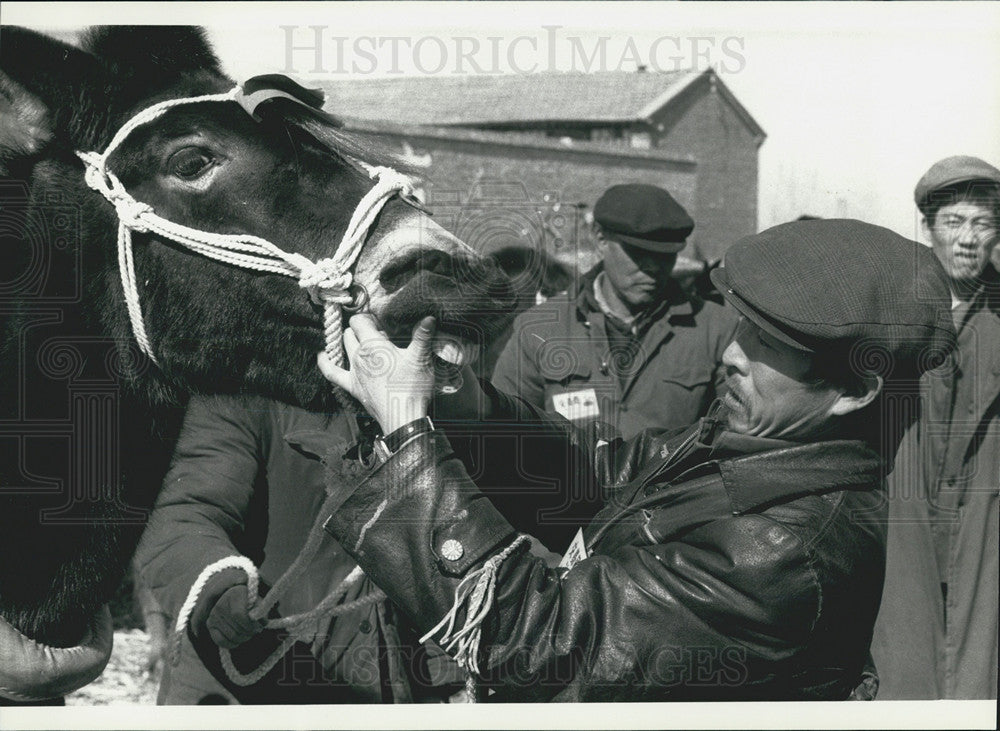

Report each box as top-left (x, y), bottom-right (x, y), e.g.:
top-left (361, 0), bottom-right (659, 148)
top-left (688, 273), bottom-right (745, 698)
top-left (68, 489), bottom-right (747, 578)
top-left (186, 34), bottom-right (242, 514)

top-left (341, 119), bottom-right (698, 167)
top-left (639, 68), bottom-right (766, 143)
top-left (636, 68), bottom-right (705, 119)
top-left (708, 71), bottom-right (767, 143)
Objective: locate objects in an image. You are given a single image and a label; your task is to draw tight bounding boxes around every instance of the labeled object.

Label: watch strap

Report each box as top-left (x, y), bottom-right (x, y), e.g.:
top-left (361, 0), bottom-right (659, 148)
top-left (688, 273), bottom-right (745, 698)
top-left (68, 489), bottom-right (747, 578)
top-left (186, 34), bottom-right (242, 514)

top-left (373, 416), bottom-right (435, 463)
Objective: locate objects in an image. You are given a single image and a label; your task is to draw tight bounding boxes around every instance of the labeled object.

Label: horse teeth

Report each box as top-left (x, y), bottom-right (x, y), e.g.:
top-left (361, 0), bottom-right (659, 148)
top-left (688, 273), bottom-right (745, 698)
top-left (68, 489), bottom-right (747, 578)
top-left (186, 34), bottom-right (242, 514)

top-left (433, 337), bottom-right (479, 366)
top-left (434, 340), bottom-right (466, 365)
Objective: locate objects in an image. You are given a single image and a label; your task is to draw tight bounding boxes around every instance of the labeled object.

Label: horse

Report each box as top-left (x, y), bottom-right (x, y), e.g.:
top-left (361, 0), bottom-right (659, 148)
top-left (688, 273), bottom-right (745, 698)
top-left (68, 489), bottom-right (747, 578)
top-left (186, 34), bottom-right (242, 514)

top-left (0, 25), bottom-right (514, 702)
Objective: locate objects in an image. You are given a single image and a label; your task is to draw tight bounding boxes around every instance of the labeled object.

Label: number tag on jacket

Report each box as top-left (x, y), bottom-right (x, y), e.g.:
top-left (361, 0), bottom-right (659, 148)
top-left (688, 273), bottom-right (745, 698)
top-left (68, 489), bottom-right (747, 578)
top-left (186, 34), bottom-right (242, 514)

top-left (551, 389), bottom-right (600, 421)
top-left (558, 528), bottom-right (590, 570)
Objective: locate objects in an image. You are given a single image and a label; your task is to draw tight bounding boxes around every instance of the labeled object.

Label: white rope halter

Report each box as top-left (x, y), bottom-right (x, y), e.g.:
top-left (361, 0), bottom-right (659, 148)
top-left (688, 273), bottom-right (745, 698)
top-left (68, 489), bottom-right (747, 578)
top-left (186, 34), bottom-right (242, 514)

top-left (76, 85), bottom-right (418, 369)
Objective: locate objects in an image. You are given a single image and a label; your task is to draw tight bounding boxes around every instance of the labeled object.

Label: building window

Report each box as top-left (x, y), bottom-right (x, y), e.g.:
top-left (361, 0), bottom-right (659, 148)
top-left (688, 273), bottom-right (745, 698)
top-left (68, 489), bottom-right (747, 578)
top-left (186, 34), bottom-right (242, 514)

top-left (544, 127), bottom-right (590, 141)
top-left (629, 131), bottom-right (652, 149)
top-left (591, 128), bottom-right (620, 144)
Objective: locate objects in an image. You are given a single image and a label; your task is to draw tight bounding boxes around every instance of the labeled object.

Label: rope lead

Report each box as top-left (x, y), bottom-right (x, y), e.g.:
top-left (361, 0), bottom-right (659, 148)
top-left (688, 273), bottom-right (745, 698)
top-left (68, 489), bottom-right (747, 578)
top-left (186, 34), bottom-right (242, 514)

top-left (172, 558), bottom-right (385, 686)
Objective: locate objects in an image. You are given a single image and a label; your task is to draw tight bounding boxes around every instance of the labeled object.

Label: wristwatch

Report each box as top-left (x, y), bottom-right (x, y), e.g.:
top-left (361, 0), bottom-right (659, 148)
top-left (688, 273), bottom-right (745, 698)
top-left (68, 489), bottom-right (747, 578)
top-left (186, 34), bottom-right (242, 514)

top-left (372, 416), bottom-right (435, 464)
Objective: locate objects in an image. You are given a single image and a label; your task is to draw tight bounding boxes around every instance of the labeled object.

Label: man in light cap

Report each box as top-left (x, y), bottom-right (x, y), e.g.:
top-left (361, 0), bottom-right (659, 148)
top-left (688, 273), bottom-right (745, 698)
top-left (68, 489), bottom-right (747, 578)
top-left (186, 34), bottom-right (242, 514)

top-left (872, 156), bottom-right (1000, 699)
top-left (492, 183), bottom-right (738, 439)
top-left (317, 218), bottom-right (955, 701)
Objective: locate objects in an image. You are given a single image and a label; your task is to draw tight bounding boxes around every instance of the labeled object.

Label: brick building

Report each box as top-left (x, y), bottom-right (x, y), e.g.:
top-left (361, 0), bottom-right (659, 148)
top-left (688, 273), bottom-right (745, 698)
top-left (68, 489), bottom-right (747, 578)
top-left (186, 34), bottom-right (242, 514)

top-left (323, 68), bottom-right (765, 265)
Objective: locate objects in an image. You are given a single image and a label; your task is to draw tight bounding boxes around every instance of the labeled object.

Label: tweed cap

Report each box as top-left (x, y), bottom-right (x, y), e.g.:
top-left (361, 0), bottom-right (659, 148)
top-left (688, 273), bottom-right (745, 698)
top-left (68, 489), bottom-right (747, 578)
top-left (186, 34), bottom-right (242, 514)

top-left (594, 184), bottom-right (693, 253)
top-left (914, 156), bottom-right (1000, 209)
top-left (710, 219), bottom-right (956, 378)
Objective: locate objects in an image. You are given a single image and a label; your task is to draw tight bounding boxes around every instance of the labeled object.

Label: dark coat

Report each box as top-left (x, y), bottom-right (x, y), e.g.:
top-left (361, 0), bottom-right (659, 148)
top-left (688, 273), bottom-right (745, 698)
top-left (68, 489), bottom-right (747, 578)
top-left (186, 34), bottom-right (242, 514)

top-left (135, 395), bottom-right (456, 703)
top-left (491, 268), bottom-right (738, 438)
top-left (872, 283), bottom-right (1000, 699)
top-left (322, 390), bottom-right (888, 701)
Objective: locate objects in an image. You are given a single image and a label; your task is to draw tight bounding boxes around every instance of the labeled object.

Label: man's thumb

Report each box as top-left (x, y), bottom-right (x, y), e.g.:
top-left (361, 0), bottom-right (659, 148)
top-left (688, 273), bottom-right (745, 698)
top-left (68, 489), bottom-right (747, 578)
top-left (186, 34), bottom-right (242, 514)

top-left (408, 316), bottom-right (436, 361)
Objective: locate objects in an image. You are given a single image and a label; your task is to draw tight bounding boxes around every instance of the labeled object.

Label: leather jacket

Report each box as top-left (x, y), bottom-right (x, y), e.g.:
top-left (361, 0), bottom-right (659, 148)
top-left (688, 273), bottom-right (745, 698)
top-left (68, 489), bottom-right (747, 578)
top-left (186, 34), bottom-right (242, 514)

top-left (323, 388), bottom-right (887, 701)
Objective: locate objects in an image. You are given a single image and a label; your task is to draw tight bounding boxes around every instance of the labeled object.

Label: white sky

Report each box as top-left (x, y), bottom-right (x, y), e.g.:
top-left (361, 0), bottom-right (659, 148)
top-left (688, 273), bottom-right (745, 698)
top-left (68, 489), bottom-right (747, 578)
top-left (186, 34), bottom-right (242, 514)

top-left (6, 1), bottom-right (1000, 246)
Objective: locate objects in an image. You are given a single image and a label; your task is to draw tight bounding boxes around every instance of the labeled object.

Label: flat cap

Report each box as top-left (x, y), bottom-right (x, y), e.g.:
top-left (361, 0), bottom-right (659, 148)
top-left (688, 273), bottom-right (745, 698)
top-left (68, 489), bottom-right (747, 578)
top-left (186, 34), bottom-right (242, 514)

top-left (710, 219), bottom-right (956, 378)
top-left (594, 184), bottom-right (693, 253)
top-left (914, 155), bottom-right (1000, 208)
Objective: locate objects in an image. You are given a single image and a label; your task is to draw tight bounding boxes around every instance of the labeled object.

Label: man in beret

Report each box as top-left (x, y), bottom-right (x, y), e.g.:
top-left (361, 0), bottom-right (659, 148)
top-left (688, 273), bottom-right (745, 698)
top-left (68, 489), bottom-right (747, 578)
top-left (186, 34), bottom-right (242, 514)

top-left (491, 183), bottom-right (738, 439)
top-left (872, 156), bottom-right (1000, 699)
top-left (318, 219), bottom-right (955, 700)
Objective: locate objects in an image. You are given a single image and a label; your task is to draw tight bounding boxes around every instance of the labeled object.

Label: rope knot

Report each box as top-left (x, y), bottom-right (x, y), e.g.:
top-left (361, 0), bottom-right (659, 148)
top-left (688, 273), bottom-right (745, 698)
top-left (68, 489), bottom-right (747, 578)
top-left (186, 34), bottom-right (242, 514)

top-left (113, 197), bottom-right (155, 232)
top-left (367, 165), bottom-right (415, 198)
top-left (299, 259), bottom-right (352, 305)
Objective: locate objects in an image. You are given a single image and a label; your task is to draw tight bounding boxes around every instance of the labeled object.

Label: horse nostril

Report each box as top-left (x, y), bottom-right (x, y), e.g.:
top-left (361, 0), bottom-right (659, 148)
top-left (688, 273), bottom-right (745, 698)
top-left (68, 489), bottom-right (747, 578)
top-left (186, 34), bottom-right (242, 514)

top-left (418, 249), bottom-right (457, 277)
top-left (379, 249), bottom-right (458, 293)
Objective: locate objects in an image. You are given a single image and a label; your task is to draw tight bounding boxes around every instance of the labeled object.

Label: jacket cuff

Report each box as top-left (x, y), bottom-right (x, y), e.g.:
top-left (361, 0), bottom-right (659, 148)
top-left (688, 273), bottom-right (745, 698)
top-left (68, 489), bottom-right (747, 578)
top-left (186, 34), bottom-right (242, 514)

top-left (322, 430), bottom-right (519, 626)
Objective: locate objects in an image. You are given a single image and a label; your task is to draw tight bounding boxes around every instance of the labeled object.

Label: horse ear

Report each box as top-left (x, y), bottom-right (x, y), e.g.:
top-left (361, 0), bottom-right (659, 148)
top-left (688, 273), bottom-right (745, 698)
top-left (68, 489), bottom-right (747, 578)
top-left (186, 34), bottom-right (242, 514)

top-left (0, 73), bottom-right (52, 174)
top-left (1, 26), bottom-right (227, 163)
top-left (0, 26), bottom-right (108, 164)
top-left (80, 26), bottom-right (225, 89)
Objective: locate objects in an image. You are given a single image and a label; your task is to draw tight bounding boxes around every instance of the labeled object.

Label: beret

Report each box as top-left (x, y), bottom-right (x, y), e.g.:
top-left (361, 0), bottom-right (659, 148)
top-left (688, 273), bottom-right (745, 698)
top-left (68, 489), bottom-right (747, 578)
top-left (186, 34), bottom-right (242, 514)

top-left (914, 155), bottom-right (1000, 208)
top-left (594, 184), bottom-right (693, 253)
top-left (710, 219), bottom-right (956, 378)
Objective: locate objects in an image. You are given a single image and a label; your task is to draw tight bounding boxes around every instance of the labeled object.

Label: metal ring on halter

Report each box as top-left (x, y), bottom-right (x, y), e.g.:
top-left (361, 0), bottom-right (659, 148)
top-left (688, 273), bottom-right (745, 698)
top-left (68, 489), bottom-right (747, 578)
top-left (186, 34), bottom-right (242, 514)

top-left (342, 283), bottom-right (370, 313)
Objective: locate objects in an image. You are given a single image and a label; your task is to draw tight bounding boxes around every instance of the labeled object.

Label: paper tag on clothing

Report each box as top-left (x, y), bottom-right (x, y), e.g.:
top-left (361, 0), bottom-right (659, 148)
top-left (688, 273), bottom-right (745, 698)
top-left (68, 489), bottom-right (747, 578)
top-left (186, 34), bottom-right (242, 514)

top-left (559, 528), bottom-right (590, 570)
top-left (551, 388), bottom-right (600, 421)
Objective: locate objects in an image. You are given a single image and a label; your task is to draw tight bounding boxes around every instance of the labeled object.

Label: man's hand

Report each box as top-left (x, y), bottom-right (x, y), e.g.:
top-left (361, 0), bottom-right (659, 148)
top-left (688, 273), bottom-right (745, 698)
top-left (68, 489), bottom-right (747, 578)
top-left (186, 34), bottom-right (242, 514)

top-left (319, 314), bottom-right (436, 434)
top-left (189, 568), bottom-right (264, 650)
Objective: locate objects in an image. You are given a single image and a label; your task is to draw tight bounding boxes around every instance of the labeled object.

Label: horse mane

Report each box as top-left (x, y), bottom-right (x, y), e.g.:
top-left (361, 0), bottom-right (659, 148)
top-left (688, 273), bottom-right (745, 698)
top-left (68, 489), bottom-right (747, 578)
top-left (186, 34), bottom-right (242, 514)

top-left (263, 103), bottom-right (419, 180)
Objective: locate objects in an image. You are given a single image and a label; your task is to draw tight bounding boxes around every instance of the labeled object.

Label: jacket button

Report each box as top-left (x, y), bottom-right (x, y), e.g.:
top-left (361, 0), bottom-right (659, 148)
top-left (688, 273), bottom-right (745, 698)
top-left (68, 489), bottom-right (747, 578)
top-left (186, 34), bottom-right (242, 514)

top-left (440, 539), bottom-right (464, 561)
top-left (359, 619), bottom-right (373, 634)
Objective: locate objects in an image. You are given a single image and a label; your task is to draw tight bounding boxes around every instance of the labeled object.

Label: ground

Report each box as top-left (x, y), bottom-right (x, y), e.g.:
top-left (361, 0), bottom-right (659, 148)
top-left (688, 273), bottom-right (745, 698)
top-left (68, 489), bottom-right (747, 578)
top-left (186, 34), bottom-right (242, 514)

top-left (66, 629), bottom-right (159, 706)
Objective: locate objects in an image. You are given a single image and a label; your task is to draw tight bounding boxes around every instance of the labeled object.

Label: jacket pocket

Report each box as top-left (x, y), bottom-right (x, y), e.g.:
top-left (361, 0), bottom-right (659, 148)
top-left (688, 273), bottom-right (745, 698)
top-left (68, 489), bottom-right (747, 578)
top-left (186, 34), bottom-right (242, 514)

top-left (537, 344), bottom-right (592, 384)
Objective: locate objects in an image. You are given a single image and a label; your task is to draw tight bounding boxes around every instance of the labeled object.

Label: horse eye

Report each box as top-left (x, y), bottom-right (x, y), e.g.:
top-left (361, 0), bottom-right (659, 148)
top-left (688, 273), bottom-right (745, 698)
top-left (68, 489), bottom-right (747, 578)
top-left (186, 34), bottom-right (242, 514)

top-left (168, 148), bottom-right (214, 180)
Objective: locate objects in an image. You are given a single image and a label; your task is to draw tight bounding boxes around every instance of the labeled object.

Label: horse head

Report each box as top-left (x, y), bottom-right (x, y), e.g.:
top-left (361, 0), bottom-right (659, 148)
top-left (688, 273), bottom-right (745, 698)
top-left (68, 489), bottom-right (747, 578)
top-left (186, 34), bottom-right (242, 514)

top-left (0, 25), bottom-right (514, 699)
top-left (4, 25), bottom-right (513, 411)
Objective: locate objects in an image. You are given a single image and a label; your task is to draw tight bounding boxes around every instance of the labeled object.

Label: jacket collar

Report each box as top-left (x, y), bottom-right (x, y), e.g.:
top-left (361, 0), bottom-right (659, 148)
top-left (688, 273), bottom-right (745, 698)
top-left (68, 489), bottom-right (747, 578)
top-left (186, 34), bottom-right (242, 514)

top-left (575, 264), bottom-right (694, 328)
top-left (590, 412), bottom-right (884, 553)
top-left (654, 408), bottom-right (884, 512)
top-left (713, 435), bottom-right (883, 513)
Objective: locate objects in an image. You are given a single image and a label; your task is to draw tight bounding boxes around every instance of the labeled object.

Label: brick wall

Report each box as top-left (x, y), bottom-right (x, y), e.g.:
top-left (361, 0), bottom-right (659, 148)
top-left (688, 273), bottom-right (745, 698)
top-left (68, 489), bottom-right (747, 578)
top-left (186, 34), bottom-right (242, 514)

top-left (365, 130), bottom-right (698, 272)
top-left (652, 75), bottom-right (760, 261)
top-left (357, 76), bottom-right (759, 268)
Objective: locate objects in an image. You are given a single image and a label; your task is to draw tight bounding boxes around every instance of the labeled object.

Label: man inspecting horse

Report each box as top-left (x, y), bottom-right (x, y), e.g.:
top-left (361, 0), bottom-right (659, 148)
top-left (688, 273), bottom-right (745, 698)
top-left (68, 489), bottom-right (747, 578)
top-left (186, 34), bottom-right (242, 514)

top-left (318, 219), bottom-right (955, 700)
